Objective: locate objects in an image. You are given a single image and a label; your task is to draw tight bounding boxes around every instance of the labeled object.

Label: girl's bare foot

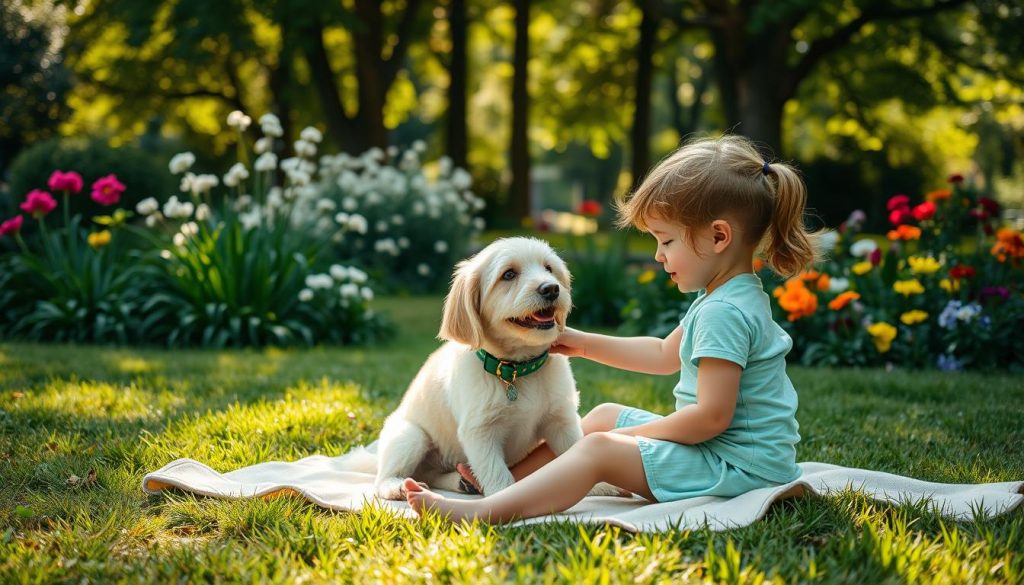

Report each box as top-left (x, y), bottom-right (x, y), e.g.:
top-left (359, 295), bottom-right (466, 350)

top-left (404, 478), bottom-right (476, 522)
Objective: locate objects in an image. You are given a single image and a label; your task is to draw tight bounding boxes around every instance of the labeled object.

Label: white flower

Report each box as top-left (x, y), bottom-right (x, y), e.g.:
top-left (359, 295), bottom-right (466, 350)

top-left (411, 201), bottom-right (425, 216)
top-left (398, 237), bottom-right (410, 248)
top-left (266, 188), bottom-right (284, 209)
top-left (162, 196), bottom-right (195, 219)
top-left (451, 168), bottom-right (473, 190)
top-left (300, 127), bottom-right (323, 143)
top-left (254, 152), bottom-right (278, 172)
top-left (334, 212), bottom-right (349, 224)
top-left (386, 146), bottom-right (398, 158)
top-left (234, 195), bottom-right (253, 210)
top-left (316, 199), bottom-right (337, 213)
top-left (190, 174), bottom-right (219, 195)
top-left (227, 110), bottom-right (251, 131)
top-left (305, 274), bottom-right (334, 290)
top-left (434, 240), bottom-right (449, 254)
top-left (360, 287), bottom-right (374, 301)
top-left (239, 208), bottom-right (261, 230)
top-left (417, 263), bottom-right (430, 276)
top-left (828, 277), bottom-right (850, 293)
top-left (339, 283), bottom-right (360, 298)
top-left (341, 197), bottom-right (358, 212)
top-left (223, 162), bottom-right (250, 188)
top-left (819, 229), bottom-right (839, 252)
top-left (412, 139), bottom-right (426, 153)
top-left (195, 203), bottom-right (211, 221)
top-left (286, 170), bottom-right (311, 186)
top-left (259, 113), bottom-right (280, 127)
top-left (298, 288), bottom-right (315, 302)
top-left (136, 197), bottom-right (159, 215)
top-left (259, 113), bottom-right (282, 137)
top-left (347, 214), bottom-right (368, 234)
top-left (254, 137), bottom-right (273, 155)
top-left (172, 233), bottom-right (186, 247)
top-left (472, 217), bottom-right (486, 231)
top-left (349, 267), bottom-right (368, 284)
top-left (438, 156), bottom-right (452, 175)
top-left (375, 220), bottom-right (389, 233)
top-left (330, 264), bottom-right (350, 281)
top-left (168, 152), bottom-right (196, 174)
top-left (850, 238), bottom-right (878, 258)
top-left (145, 213), bottom-right (162, 227)
top-left (294, 139), bottom-right (317, 158)
top-left (390, 214), bottom-right (404, 225)
top-left (375, 238), bottom-right (399, 255)
top-left (180, 222), bottom-right (199, 237)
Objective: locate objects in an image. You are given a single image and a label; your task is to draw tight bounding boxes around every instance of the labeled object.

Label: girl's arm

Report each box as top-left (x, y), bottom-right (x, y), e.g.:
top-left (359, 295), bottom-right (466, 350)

top-left (550, 326), bottom-right (682, 375)
top-left (614, 357), bottom-right (740, 444)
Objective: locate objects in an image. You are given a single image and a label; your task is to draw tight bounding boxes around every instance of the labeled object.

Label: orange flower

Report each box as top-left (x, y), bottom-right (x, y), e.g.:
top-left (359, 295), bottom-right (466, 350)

top-left (991, 228), bottom-right (1024, 263)
top-left (753, 258), bottom-right (764, 272)
top-left (886, 225), bottom-right (922, 241)
top-left (774, 278), bottom-right (818, 321)
top-left (925, 189), bottom-right (952, 203)
top-left (828, 291), bottom-right (860, 311)
top-left (796, 270), bottom-right (831, 291)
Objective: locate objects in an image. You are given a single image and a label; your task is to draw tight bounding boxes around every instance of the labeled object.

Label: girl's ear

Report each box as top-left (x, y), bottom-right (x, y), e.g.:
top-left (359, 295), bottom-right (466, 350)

top-left (710, 219), bottom-right (733, 253)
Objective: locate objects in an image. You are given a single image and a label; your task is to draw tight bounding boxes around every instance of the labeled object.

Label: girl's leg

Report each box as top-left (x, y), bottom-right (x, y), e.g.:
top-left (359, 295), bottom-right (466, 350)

top-left (408, 431), bottom-right (654, 524)
top-left (457, 403), bottom-right (627, 490)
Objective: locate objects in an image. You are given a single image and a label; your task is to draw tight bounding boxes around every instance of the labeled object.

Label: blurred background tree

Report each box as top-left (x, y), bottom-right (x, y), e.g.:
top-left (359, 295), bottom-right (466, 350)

top-left (2, 0), bottom-right (1022, 230)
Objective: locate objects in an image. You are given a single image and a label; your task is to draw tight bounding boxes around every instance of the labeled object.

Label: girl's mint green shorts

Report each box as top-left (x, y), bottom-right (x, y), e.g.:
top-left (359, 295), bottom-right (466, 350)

top-left (615, 406), bottom-right (780, 503)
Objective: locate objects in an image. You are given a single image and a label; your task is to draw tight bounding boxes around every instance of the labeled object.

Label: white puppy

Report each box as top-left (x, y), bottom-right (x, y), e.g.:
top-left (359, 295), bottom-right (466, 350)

top-left (372, 237), bottom-right (591, 499)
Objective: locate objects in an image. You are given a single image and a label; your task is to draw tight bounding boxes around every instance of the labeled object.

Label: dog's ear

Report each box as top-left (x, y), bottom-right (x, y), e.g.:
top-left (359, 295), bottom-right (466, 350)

top-left (552, 255), bottom-right (572, 332)
top-left (438, 257), bottom-right (484, 347)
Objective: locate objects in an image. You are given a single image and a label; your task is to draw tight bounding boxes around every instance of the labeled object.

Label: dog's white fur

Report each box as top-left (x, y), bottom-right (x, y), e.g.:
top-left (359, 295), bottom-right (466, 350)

top-left (372, 237), bottom-right (595, 499)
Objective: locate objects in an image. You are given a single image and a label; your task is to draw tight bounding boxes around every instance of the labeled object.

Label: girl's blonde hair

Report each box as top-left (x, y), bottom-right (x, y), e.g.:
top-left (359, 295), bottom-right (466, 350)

top-left (617, 134), bottom-right (822, 277)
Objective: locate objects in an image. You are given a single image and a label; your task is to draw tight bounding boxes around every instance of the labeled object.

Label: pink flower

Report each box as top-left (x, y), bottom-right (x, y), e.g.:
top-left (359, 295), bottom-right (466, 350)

top-left (20, 190), bottom-right (57, 218)
top-left (888, 208), bottom-right (913, 226)
top-left (886, 194), bottom-right (910, 211)
top-left (0, 215), bottom-right (24, 237)
top-left (90, 174), bottom-right (126, 206)
top-left (869, 247), bottom-right (882, 266)
top-left (47, 170), bottom-right (84, 193)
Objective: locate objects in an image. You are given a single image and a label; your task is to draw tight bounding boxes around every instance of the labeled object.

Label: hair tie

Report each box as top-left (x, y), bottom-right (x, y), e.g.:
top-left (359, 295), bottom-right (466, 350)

top-left (762, 161), bottom-right (771, 176)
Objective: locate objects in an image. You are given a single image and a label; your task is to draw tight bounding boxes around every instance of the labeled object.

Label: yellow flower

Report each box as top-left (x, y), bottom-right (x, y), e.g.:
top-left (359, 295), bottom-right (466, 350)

top-left (900, 310), bottom-right (929, 325)
top-left (908, 256), bottom-right (941, 275)
top-left (637, 270), bottom-right (656, 284)
top-left (866, 322), bottom-right (897, 353)
top-left (852, 261), bottom-right (873, 275)
top-left (893, 279), bottom-right (925, 296)
top-left (88, 230), bottom-right (112, 249)
top-left (939, 278), bottom-right (960, 293)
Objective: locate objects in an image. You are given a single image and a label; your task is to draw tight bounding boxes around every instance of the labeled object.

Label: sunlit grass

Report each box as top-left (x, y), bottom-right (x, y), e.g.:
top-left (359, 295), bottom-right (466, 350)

top-left (1, 295), bottom-right (1022, 582)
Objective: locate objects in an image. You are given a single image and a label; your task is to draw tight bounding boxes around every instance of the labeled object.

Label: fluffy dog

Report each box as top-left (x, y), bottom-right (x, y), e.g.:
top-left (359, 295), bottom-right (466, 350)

top-left (370, 237), bottom-right (593, 499)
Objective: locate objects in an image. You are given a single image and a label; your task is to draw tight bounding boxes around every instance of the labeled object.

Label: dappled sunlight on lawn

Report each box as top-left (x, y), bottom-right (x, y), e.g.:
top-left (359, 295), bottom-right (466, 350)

top-left (113, 356), bottom-right (163, 375)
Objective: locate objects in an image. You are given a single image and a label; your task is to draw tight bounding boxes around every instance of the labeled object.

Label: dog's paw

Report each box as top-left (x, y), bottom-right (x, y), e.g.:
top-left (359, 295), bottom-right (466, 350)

top-left (375, 477), bottom-right (412, 500)
top-left (587, 482), bottom-right (631, 497)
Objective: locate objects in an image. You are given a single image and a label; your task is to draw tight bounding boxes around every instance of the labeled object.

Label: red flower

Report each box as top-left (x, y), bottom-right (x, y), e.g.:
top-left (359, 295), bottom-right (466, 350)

top-left (0, 215), bottom-right (24, 237)
top-left (979, 197), bottom-right (1001, 215)
top-left (947, 173), bottom-right (964, 184)
top-left (887, 194), bottom-right (910, 211)
top-left (20, 190), bottom-right (57, 218)
top-left (911, 201), bottom-right (936, 221)
top-left (888, 208), bottom-right (913, 225)
top-left (90, 174), bottom-right (126, 206)
top-left (949, 265), bottom-right (976, 280)
top-left (576, 200), bottom-right (603, 217)
top-left (869, 247), bottom-right (882, 266)
top-left (47, 170), bottom-right (84, 193)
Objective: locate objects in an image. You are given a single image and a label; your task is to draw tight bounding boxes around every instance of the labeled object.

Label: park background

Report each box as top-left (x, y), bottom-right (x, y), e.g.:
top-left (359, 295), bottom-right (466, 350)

top-left (2, 0), bottom-right (1024, 582)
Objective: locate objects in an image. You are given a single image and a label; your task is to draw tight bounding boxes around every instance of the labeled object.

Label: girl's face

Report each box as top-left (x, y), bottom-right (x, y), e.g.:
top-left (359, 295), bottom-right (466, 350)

top-left (646, 217), bottom-right (716, 293)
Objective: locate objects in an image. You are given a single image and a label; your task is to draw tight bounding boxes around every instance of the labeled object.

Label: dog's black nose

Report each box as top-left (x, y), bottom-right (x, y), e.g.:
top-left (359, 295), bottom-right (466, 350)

top-left (537, 282), bottom-right (559, 301)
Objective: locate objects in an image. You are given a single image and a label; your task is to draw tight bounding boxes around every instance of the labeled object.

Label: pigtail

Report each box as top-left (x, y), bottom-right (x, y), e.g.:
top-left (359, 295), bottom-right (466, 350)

top-left (761, 162), bottom-right (823, 277)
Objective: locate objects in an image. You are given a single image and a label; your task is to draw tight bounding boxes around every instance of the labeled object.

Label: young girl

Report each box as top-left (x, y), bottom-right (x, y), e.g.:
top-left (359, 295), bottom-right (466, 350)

top-left (404, 134), bottom-right (821, 523)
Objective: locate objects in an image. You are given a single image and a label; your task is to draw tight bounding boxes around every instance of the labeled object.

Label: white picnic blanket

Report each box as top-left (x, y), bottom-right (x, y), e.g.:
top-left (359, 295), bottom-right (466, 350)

top-left (142, 445), bottom-right (1024, 533)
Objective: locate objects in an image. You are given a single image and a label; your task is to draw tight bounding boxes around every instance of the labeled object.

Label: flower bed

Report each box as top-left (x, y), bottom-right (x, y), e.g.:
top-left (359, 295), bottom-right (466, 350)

top-left (618, 175), bottom-right (1024, 371)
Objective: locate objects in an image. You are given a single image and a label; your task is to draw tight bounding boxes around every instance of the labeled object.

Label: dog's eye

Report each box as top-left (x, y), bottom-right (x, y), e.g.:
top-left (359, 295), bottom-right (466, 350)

top-left (545, 264), bottom-right (552, 273)
top-left (502, 269), bottom-right (517, 281)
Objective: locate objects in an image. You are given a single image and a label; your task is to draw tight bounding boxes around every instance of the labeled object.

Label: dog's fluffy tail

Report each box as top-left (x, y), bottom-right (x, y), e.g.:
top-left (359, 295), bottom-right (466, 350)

top-left (334, 441), bottom-right (379, 474)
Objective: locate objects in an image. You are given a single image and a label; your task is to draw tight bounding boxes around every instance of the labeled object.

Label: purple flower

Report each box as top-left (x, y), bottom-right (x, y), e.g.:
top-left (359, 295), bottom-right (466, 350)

top-left (937, 354), bottom-right (962, 372)
top-left (980, 287), bottom-right (1010, 303)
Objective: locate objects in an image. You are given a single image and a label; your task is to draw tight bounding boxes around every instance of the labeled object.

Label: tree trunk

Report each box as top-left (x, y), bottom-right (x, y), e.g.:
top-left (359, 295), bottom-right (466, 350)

top-left (446, 0), bottom-right (469, 171)
top-left (508, 0), bottom-right (530, 222)
top-left (303, 23), bottom-right (361, 154)
top-left (630, 0), bottom-right (657, 189)
top-left (353, 0), bottom-right (388, 151)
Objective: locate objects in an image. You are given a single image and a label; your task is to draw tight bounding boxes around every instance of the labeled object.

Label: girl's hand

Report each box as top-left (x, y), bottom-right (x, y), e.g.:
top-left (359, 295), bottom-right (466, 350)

top-left (549, 327), bottom-right (587, 357)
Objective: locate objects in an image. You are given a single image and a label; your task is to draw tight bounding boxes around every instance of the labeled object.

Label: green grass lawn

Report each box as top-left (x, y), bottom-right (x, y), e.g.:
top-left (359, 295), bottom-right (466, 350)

top-left (2, 295), bottom-right (1022, 583)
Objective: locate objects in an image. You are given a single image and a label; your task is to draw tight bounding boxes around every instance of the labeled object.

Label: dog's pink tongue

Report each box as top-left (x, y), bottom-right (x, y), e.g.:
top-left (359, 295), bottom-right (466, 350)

top-left (532, 310), bottom-right (555, 322)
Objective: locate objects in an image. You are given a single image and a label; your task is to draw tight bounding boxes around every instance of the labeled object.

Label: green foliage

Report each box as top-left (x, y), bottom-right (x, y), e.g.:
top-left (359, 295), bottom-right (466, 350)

top-left (562, 230), bottom-right (632, 327)
top-left (0, 216), bottom-right (145, 343)
top-left (6, 137), bottom-right (174, 229)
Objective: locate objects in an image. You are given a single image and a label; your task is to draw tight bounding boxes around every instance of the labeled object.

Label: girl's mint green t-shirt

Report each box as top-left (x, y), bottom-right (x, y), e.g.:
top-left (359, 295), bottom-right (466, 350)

top-left (675, 273), bottom-right (801, 483)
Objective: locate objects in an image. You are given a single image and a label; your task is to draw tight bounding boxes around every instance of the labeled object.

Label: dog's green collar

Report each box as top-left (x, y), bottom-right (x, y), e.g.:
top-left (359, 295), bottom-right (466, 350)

top-left (475, 348), bottom-right (549, 402)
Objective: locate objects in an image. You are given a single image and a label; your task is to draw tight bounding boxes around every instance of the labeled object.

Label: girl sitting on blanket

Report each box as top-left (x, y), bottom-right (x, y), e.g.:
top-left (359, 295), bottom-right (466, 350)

top-left (405, 134), bottom-right (819, 523)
